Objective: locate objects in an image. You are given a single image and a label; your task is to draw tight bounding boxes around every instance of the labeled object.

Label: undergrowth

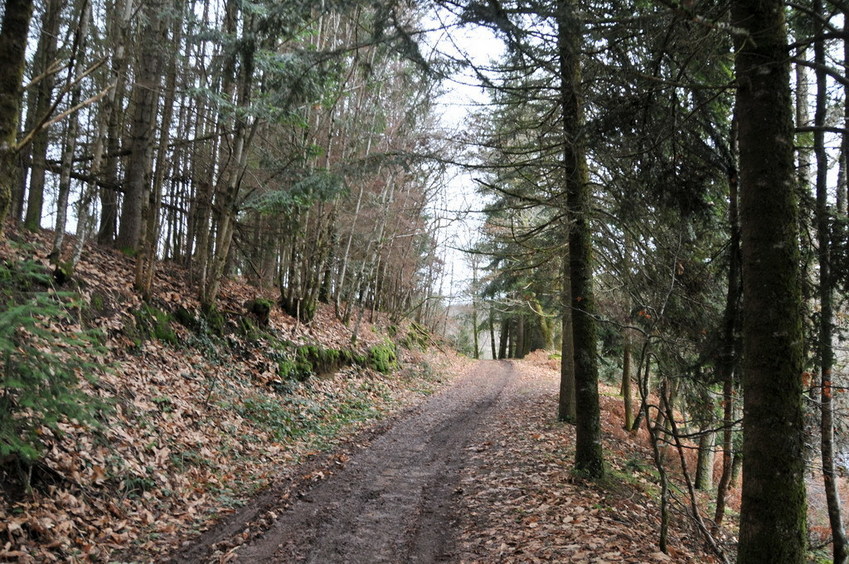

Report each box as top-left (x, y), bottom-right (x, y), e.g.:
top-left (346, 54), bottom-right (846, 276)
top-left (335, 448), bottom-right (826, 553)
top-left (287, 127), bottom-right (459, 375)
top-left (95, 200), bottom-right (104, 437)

top-left (0, 260), bottom-right (109, 479)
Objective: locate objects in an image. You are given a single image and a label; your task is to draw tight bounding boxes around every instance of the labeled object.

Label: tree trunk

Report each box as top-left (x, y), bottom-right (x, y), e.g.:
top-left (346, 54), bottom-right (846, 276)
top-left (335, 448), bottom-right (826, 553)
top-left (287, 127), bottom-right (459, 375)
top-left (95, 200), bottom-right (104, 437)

top-left (96, 91), bottom-right (123, 244)
top-left (0, 0), bottom-right (35, 239)
top-left (116, 0), bottom-right (164, 252)
top-left (621, 231), bottom-right (634, 430)
top-left (559, 254), bottom-right (577, 422)
top-left (813, 1), bottom-right (848, 558)
top-left (136, 2), bottom-right (181, 299)
top-left (644, 379), bottom-right (670, 553)
top-left (631, 344), bottom-right (651, 432)
top-left (97, 0), bottom-right (132, 245)
top-left (516, 314), bottom-right (525, 358)
top-left (200, 3), bottom-right (257, 310)
top-left (489, 304), bottom-right (497, 359)
top-left (732, 0), bottom-right (808, 555)
top-left (51, 0), bottom-right (92, 259)
top-left (695, 431), bottom-right (715, 491)
top-left (498, 318), bottom-right (509, 359)
top-left (795, 46), bottom-right (811, 213)
top-left (664, 386), bottom-right (727, 560)
top-left (558, 0), bottom-right (603, 478)
top-left (22, 0), bottom-right (61, 231)
top-left (472, 260), bottom-right (480, 359)
top-left (731, 451), bottom-right (743, 487)
top-left (621, 336), bottom-right (633, 430)
top-left (841, 24), bottom-right (849, 215)
top-left (77, 0), bottom-right (139, 266)
top-left (713, 119), bottom-right (742, 532)
top-left (713, 364), bottom-right (737, 532)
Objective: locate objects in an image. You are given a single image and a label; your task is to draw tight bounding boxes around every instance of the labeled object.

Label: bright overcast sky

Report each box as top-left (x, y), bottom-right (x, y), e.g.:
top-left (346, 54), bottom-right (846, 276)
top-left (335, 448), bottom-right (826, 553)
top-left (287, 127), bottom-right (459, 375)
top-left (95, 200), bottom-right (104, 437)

top-left (420, 7), bottom-right (506, 301)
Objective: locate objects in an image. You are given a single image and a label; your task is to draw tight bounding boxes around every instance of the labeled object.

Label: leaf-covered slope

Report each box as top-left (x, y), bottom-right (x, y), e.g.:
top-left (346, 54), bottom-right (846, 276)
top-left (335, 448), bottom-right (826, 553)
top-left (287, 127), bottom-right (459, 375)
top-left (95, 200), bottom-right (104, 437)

top-left (0, 228), bottom-right (453, 563)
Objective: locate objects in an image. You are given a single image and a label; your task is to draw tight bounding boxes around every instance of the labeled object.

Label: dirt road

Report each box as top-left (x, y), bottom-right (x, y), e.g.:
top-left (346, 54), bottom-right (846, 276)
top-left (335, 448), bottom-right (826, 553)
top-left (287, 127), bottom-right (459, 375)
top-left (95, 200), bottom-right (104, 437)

top-left (169, 360), bottom-right (514, 563)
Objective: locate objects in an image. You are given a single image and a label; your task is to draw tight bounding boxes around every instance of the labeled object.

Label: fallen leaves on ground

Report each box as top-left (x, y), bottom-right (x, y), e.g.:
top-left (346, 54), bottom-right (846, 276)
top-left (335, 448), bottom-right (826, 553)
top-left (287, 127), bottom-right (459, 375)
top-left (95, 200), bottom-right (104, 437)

top-left (456, 353), bottom-right (722, 564)
top-left (4, 228), bottom-right (840, 564)
top-left (0, 229), bottom-right (463, 563)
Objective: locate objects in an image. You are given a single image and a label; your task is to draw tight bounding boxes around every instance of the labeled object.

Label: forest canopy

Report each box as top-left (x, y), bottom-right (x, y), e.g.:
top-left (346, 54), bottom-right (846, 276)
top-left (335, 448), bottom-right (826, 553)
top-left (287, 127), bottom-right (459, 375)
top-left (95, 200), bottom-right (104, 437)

top-left (1, 0), bottom-right (455, 329)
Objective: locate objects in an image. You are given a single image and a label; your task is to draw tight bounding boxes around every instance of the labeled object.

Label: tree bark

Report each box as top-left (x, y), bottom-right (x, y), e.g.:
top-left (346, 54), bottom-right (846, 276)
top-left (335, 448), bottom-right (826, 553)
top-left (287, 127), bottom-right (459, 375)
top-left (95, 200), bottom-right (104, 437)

top-left (558, 0), bottom-right (603, 478)
top-left (795, 46), bottom-right (812, 214)
top-left (51, 0), bottom-right (92, 259)
top-left (713, 121), bottom-right (742, 532)
top-left (559, 253), bottom-right (576, 422)
top-left (842, 21), bottom-right (849, 215)
top-left (813, 0), bottom-right (848, 557)
top-left (713, 365), bottom-right (736, 533)
top-left (116, 0), bottom-right (164, 252)
top-left (0, 0), bottom-right (35, 239)
top-left (695, 431), bottom-right (715, 491)
top-left (97, 0), bottom-right (132, 245)
top-left (489, 304), bottom-right (497, 359)
top-left (498, 318), bottom-right (509, 359)
top-left (631, 342), bottom-right (651, 432)
top-left (732, 0), bottom-right (808, 556)
top-left (22, 0), bottom-right (61, 231)
top-left (136, 2), bottom-right (182, 299)
top-left (200, 2), bottom-right (257, 310)
top-left (621, 336), bottom-right (633, 430)
top-left (516, 314), bottom-right (525, 358)
top-left (621, 232), bottom-right (634, 430)
top-left (472, 260), bottom-right (480, 359)
top-left (644, 376), bottom-right (669, 553)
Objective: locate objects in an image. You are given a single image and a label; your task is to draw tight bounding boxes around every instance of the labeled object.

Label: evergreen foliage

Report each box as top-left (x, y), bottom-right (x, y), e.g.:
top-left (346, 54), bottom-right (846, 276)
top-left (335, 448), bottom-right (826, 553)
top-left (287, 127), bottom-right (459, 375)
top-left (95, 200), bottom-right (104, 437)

top-left (0, 260), bottom-right (108, 463)
top-left (244, 171), bottom-right (347, 215)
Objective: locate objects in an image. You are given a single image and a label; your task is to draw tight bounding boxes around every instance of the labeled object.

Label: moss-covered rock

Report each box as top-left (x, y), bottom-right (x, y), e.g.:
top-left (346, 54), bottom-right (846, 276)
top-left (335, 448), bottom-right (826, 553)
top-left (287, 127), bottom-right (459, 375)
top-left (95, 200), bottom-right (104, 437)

top-left (366, 342), bottom-right (398, 374)
top-left (272, 341), bottom-right (400, 383)
top-left (402, 322), bottom-right (431, 350)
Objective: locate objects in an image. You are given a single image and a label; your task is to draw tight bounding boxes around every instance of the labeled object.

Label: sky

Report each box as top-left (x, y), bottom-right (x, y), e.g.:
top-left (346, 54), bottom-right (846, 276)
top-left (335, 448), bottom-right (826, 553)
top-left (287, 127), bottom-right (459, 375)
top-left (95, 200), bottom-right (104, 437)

top-left (421, 7), bottom-right (506, 304)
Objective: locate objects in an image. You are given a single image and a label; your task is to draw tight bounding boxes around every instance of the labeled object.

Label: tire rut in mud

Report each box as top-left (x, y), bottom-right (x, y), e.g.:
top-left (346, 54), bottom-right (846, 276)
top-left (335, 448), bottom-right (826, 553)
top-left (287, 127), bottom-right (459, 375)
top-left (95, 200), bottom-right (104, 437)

top-left (169, 361), bottom-right (513, 563)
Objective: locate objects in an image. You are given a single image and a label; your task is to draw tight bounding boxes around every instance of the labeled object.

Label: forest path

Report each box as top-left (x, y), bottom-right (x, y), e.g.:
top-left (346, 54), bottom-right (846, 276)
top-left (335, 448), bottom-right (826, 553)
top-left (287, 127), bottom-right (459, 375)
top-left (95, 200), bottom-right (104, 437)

top-left (169, 360), bottom-right (515, 563)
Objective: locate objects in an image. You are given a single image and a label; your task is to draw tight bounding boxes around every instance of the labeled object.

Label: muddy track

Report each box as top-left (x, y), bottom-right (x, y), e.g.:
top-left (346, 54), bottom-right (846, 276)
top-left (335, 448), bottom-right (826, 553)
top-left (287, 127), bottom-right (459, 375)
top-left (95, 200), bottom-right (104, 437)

top-left (168, 360), bottom-right (514, 563)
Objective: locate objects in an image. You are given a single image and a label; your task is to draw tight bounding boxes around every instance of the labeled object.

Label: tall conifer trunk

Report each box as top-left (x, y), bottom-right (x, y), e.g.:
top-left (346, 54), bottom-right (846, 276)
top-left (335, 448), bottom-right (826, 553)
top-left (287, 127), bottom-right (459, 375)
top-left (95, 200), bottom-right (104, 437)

top-left (52, 0), bottom-right (92, 259)
top-left (713, 151), bottom-right (741, 532)
top-left (732, 0), bottom-right (808, 557)
top-left (559, 252), bottom-right (576, 422)
top-left (97, 0), bottom-right (133, 245)
top-left (557, 0), bottom-right (603, 478)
